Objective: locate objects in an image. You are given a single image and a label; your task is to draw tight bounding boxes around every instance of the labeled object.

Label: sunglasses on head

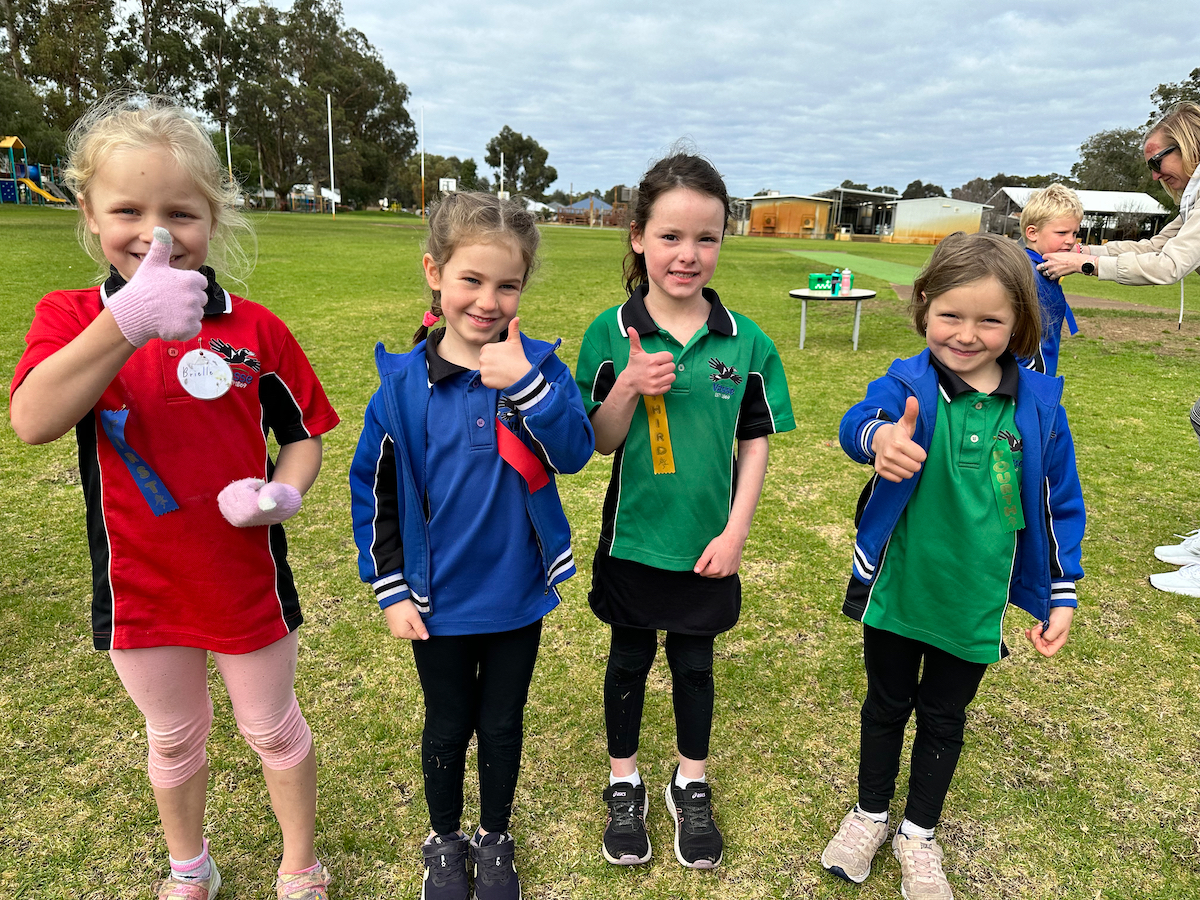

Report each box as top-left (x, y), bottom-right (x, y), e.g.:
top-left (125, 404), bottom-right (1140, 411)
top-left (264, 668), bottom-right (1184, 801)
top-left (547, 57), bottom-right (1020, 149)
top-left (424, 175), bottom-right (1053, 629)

top-left (1147, 145), bottom-right (1178, 173)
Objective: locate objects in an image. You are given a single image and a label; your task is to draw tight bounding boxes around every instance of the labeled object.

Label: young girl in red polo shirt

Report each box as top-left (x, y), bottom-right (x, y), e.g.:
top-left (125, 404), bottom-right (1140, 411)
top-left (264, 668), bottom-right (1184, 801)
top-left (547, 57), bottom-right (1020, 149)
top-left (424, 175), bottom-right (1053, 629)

top-left (10, 97), bottom-right (338, 900)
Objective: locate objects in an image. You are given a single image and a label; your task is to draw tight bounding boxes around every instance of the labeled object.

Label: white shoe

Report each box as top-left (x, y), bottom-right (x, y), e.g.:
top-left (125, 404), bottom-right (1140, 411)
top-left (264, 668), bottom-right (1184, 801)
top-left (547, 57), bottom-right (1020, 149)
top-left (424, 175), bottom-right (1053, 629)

top-left (1149, 564), bottom-right (1200, 597)
top-left (1153, 529), bottom-right (1200, 566)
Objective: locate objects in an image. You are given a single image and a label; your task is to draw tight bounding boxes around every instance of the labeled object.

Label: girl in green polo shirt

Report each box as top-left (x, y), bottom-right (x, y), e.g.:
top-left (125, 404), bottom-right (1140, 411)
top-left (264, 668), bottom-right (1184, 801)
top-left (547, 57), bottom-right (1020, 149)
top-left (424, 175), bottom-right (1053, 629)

top-left (820, 233), bottom-right (1085, 900)
top-left (575, 152), bottom-right (794, 870)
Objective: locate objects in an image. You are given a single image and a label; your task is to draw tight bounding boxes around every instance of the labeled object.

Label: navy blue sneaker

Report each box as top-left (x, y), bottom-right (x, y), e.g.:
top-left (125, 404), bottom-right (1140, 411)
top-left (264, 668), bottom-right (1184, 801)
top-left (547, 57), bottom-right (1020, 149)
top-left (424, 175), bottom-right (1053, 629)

top-left (664, 765), bottom-right (723, 869)
top-left (469, 831), bottom-right (520, 900)
top-left (422, 832), bottom-right (469, 900)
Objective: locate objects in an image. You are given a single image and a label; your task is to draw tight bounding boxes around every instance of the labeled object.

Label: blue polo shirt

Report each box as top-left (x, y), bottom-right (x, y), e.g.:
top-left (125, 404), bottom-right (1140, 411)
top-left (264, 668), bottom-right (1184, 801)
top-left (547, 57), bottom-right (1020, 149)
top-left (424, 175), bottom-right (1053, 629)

top-left (424, 332), bottom-right (554, 636)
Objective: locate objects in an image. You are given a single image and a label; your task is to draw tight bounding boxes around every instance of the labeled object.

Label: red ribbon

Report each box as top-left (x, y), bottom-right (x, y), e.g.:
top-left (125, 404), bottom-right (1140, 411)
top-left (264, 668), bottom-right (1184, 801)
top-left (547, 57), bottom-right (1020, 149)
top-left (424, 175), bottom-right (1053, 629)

top-left (495, 417), bottom-right (550, 493)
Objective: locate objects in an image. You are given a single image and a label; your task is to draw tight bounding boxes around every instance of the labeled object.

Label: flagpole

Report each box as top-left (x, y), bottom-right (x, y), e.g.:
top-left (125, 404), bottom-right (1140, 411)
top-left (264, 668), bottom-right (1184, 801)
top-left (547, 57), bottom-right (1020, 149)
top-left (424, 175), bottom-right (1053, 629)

top-left (327, 94), bottom-right (335, 219)
top-left (420, 106), bottom-right (425, 223)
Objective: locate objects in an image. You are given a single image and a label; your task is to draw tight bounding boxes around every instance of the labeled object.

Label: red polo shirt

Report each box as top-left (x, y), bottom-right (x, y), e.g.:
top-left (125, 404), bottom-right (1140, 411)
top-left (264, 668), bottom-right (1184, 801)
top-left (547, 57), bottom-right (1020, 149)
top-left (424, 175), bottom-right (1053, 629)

top-left (12, 279), bottom-right (339, 652)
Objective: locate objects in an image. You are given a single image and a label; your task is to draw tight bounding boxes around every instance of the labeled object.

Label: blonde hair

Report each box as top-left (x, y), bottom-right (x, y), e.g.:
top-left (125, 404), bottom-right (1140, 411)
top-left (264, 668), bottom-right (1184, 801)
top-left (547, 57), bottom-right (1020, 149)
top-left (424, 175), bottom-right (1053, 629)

top-left (64, 94), bottom-right (254, 284)
top-left (1145, 101), bottom-right (1200, 202)
top-left (1019, 183), bottom-right (1084, 235)
top-left (910, 232), bottom-right (1042, 360)
top-left (413, 191), bottom-right (541, 345)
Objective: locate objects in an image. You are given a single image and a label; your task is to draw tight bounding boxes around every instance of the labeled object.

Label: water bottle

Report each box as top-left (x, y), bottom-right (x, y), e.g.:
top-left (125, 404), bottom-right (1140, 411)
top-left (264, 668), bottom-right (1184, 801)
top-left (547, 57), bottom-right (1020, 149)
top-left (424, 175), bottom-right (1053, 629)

top-left (842, 267), bottom-right (853, 292)
top-left (832, 268), bottom-right (842, 296)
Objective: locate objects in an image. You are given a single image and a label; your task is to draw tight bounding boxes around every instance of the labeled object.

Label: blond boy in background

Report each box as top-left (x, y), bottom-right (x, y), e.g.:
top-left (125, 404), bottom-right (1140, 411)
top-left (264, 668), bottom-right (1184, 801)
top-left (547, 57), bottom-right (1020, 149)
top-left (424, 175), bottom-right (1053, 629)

top-left (1020, 184), bottom-right (1085, 376)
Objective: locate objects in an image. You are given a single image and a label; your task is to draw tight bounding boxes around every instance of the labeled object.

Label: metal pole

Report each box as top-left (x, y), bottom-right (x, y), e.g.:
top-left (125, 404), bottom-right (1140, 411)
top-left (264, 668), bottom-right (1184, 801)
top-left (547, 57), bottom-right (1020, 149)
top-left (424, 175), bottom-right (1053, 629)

top-left (224, 122), bottom-right (233, 180)
top-left (327, 94), bottom-right (335, 218)
top-left (420, 106), bottom-right (425, 221)
top-left (500, 152), bottom-right (505, 196)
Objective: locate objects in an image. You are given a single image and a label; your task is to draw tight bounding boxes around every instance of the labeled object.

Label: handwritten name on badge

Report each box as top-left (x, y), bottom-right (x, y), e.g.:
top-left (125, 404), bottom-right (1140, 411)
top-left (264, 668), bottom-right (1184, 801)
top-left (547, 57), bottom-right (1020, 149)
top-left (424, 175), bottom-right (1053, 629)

top-left (178, 348), bottom-right (233, 400)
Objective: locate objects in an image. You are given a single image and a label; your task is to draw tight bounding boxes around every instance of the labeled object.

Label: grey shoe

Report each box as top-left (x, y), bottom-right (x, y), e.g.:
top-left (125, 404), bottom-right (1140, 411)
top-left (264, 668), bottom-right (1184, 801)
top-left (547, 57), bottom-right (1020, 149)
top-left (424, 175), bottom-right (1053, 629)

top-left (892, 830), bottom-right (954, 900)
top-left (820, 806), bottom-right (889, 884)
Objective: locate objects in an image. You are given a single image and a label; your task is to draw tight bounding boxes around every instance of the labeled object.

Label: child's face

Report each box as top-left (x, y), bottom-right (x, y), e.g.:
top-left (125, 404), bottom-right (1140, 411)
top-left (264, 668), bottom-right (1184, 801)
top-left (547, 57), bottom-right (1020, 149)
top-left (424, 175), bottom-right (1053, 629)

top-left (81, 145), bottom-right (214, 281)
top-left (631, 187), bottom-right (725, 306)
top-left (924, 276), bottom-right (1015, 392)
top-left (424, 238), bottom-right (526, 355)
top-left (1024, 216), bottom-right (1080, 257)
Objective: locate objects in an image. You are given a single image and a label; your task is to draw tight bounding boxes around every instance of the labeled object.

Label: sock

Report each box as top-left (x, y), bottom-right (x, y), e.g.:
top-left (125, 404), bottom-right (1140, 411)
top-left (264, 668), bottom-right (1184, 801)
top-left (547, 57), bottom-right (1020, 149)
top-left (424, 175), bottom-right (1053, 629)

top-left (675, 768), bottom-right (706, 790)
top-left (425, 830), bottom-right (465, 845)
top-left (169, 838), bottom-right (212, 883)
top-left (611, 768), bottom-right (642, 788)
top-left (898, 818), bottom-right (935, 840)
top-left (854, 804), bottom-right (889, 824)
top-left (474, 829), bottom-right (508, 847)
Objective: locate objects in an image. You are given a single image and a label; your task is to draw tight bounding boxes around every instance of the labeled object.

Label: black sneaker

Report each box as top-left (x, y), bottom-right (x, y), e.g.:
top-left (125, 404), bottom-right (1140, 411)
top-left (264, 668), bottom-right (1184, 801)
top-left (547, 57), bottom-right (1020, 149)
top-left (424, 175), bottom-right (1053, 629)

top-left (469, 831), bottom-right (520, 900)
top-left (664, 765), bottom-right (724, 869)
top-left (602, 781), bottom-right (652, 865)
top-left (421, 832), bottom-right (470, 900)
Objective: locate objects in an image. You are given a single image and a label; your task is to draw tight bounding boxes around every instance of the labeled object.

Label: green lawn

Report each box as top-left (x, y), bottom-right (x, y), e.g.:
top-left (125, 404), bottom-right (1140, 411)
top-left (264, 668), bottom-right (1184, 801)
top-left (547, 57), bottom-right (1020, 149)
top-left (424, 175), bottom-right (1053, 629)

top-left (3, 205), bottom-right (1200, 899)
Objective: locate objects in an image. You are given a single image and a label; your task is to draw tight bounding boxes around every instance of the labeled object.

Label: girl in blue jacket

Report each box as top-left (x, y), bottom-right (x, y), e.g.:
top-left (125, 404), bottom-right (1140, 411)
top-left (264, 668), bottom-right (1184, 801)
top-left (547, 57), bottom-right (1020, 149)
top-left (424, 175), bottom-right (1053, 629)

top-left (820, 233), bottom-right (1085, 899)
top-left (349, 193), bottom-right (594, 900)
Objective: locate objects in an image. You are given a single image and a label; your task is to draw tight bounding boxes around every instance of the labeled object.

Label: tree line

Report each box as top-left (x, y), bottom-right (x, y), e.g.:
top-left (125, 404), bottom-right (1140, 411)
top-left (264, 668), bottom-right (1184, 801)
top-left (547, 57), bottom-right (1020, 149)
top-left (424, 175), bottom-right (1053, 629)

top-left (0, 0), bottom-right (564, 211)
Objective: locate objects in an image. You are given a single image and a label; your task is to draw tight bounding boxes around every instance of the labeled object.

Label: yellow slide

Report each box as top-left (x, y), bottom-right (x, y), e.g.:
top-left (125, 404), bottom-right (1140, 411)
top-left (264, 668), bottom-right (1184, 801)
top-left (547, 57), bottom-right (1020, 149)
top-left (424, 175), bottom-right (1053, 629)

top-left (19, 177), bottom-right (67, 203)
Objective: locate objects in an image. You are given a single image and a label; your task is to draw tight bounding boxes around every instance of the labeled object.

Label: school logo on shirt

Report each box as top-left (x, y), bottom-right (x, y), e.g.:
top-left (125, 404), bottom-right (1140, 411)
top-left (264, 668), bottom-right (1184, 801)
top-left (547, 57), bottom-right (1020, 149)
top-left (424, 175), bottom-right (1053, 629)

top-left (208, 337), bottom-right (260, 388)
top-left (708, 357), bottom-right (741, 400)
top-left (997, 429), bottom-right (1023, 455)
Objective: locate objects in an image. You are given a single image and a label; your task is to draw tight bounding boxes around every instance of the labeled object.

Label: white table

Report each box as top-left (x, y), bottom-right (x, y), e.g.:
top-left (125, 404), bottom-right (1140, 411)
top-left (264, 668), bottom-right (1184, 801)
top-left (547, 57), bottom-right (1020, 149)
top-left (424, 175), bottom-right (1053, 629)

top-left (789, 287), bottom-right (878, 350)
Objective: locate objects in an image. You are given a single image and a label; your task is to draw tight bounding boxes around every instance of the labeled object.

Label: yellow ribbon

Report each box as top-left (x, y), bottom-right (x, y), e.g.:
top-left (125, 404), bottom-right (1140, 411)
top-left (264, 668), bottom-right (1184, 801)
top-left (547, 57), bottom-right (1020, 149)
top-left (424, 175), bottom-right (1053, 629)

top-left (643, 394), bottom-right (676, 475)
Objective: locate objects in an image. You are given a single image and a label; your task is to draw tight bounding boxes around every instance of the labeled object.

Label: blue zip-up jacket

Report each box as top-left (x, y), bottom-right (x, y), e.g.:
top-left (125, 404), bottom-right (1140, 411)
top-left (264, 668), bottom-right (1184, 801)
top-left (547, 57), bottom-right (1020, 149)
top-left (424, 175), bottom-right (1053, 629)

top-left (1022, 247), bottom-right (1078, 376)
top-left (349, 334), bottom-right (594, 618)
top-left (839, 349), bottom-right (1085, 626)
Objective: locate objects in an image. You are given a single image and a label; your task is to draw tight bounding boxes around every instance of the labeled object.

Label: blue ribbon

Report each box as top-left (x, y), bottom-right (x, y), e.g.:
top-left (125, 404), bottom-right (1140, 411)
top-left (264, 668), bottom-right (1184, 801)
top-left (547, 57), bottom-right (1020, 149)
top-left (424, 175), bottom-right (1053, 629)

top-left (99, 410), bottom-right (179, 516)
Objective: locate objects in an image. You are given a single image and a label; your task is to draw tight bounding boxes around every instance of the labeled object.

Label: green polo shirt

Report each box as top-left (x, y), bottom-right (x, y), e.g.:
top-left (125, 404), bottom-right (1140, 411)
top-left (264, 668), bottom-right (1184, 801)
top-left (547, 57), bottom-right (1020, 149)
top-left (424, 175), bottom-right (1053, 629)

top-left (863, 354), bottom-right (1023, 664)
top-left (576, 285), bottom-right (795, 570)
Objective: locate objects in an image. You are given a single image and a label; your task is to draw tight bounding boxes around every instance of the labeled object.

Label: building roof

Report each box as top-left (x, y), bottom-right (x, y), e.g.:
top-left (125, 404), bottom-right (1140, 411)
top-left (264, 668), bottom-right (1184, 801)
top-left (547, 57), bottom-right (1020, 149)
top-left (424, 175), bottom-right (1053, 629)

top-left (563, 196), bottom-right (612, 211)
top-left (814, 187), bottom-right (902, 200)
top-left (889, 197), bottom-right (990, 211)
top-left (989, 186), bottom-right (1169, 216)
top-left (740, 193), bottom-right (832, 203)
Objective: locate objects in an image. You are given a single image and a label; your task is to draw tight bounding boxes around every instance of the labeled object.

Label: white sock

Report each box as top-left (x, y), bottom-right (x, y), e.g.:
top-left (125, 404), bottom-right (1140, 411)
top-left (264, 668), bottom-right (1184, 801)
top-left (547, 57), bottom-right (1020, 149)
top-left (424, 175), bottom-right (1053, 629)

top-left (675, 768), bottom-right (706, 790)
top-left (854, 804), bottom-right (889, 824)
top-left (611, 768), bottom-right (642, 788)
top-left (898, 818), bottom-right (935, 840)
top-left (169, 838), bottom-right (212, 882)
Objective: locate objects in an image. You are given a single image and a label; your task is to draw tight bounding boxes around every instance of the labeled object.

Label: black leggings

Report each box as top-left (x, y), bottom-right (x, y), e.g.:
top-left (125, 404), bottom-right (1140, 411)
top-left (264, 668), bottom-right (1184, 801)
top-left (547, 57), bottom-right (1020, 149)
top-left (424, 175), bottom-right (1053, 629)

top-left (410, 619), bottom-right (542, 834)
top-left (858, 624), bottom-right (988, 830)
top-left (604, 624), bottom-right (715, 761)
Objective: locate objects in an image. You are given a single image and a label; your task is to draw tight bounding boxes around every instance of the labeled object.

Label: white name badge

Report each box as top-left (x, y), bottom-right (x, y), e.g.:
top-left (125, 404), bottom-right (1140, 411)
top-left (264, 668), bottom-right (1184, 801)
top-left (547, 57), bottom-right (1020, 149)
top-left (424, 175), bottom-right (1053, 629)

top-left (177, 348), bottom-right (233, 400)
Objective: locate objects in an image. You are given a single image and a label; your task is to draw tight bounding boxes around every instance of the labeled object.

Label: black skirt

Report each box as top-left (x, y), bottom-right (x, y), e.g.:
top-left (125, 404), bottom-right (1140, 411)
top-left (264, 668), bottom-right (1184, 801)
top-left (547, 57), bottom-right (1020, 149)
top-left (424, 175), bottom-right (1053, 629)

top-left (588, 549), bottom-right (741, 636)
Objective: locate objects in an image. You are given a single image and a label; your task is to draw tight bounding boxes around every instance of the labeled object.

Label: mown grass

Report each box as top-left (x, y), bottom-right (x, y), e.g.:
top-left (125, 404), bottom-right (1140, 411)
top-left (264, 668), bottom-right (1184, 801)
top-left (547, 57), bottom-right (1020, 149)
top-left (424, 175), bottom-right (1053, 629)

top-left (3, 204), bottom-right (1200, 898)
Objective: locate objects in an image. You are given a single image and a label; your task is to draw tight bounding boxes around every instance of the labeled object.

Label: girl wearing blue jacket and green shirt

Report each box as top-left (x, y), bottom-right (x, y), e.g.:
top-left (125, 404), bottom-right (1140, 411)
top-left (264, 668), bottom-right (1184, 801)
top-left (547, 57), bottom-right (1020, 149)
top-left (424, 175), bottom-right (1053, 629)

top-left (349, 193), bottom-right (594, 900)
top-left (820, 233), bottom-right (1085, 900)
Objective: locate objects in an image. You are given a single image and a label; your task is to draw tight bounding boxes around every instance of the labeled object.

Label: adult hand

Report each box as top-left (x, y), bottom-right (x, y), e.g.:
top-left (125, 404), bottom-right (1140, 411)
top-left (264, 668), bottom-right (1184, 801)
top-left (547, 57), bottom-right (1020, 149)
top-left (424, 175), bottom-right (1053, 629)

top-left (218, 477), bottom-right (302, 526)
top-left (105, 227), bottom-right (208, 347)
top-left (620, 328), bottom-right (676, 396)
top-left (871, 396), bottom-right (926, 482)
top-left (384, 599), bottom-right (429, 640)
top-left (693, 527), bottom-right (747, 578)
top-left (1026, 606), bottom-right (1074, 657)
top-left (1039, 251), bottom-right (1093, 281)
top-left (479, 316), bottom-right (534, 389)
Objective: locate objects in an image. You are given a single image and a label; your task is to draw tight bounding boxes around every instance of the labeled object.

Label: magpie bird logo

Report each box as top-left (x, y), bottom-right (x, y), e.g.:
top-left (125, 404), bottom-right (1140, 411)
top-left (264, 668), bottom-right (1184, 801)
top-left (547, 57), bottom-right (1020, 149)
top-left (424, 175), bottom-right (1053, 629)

top-left (996, 430), bottom-right (1023, 454)
top-left (708, 357), bottom-right (742, 384)
top-left (209, 337), bottom-right (261, 371)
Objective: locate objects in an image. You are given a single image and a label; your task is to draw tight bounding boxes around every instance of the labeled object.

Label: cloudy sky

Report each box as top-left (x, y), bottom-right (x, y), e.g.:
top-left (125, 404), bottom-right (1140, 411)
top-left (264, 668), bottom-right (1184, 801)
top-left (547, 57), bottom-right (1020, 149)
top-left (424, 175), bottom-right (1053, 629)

top-left (338, 0), bottom-right (1198, 198)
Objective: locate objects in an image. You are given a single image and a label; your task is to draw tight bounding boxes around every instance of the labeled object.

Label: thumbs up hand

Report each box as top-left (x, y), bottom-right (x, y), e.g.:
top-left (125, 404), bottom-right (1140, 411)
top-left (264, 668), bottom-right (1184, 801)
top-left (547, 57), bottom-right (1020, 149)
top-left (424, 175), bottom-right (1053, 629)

top-left (871, 395), bottom-right (927, 482)
top-left (106, 227), bottom-right (208, 347)
top-left (479, 316), bottom-right (534, 388)
top-left (620, 328), bottom-right (676, 396)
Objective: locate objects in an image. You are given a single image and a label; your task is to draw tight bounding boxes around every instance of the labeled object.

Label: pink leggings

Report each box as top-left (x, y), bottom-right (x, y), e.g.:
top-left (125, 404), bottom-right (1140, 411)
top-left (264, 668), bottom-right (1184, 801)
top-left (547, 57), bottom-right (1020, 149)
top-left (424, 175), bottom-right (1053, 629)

top-left (109, 631), bottom-right (312, 789)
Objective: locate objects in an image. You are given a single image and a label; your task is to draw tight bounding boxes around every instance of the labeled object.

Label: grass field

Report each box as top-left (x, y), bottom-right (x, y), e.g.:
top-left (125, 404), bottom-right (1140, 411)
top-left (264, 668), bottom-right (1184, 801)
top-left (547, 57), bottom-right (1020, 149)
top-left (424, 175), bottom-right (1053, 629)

top-left (3, 204), bottom-right (1200, 899)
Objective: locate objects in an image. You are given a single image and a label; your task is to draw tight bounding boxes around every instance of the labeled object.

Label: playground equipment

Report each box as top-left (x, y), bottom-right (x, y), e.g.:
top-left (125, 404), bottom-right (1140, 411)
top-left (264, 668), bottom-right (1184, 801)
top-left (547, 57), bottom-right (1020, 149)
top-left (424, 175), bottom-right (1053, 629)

top-left (1, 137), bottom-right (71, 205)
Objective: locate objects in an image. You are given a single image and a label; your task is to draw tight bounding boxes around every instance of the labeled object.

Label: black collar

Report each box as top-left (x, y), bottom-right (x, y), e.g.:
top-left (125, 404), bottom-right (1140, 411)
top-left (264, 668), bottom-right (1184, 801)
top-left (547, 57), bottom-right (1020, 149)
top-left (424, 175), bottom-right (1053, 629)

top-left (424, 328), bottom-right (470, 384)
top-left (101, 265), bottom-right (230, 316)
top-left (930, 351), bottom-right (1019, 398)
top-left (617, 283), bottom-right (736, 339)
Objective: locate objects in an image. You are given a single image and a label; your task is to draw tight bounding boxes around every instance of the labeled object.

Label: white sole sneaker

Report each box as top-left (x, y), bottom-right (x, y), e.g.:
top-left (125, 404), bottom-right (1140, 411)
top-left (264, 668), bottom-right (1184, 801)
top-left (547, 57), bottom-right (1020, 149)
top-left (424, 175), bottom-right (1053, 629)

top-left (1149, 565), bottom-right (1200, 597)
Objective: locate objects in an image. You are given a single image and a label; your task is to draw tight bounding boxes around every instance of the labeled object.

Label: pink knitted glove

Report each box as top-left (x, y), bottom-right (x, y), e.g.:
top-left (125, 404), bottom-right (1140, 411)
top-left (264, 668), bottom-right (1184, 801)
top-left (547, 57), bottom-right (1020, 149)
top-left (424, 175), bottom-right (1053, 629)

top-left (106, 227), bottom-right (208, 347)
top-left (218, 478), bottom-right (302, 527)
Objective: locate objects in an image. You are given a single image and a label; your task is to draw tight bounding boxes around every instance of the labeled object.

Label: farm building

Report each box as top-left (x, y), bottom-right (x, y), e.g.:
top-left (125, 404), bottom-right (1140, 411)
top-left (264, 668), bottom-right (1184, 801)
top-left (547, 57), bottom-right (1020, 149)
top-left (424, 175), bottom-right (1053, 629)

top-left (742, 192), bottom-right (832, 238)
top-left (983, 187), bottom-right (1171, 244)
top-left (813, 186), bottom-right (901, 237)
top-left (882, 197), bottom-right (989, 244)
